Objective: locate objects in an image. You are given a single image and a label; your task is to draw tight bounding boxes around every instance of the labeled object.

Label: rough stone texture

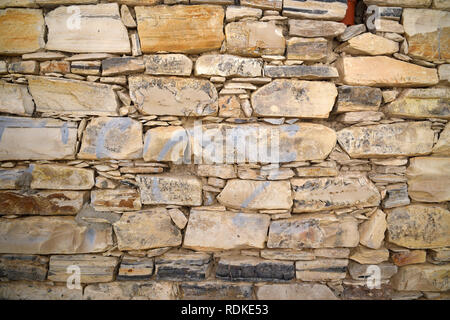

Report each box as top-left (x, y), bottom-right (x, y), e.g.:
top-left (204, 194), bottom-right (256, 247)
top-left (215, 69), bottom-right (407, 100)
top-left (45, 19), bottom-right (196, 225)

top-left (91, 188), bottom-right (141, 212)
top-left (45, 4), bottom-right (130, 53)
top-left (392, 250), bottom-right (426, 266)
top-left (251, 80), bottom-right (337, 118)
top-left (144, 54), bottom-right (192, 76)
top-left (183, 209), bottom-right (270, 251)
top-left (240, 0), bottom-right (281, 10)
top-left (364, 0), bottom-right (431, 7)
top-left (359, 209), bottom-right (387, 249)
top-left (256, 283), bottom-right (337, 300)
top-left (391, 264), bottom-right (450, 292)
top-left (283, 0), bottom-right (347, 21)
top-left (336, 56), bottom-right (439, 87)
top-left (181, 281), bottom-right (253, 300)
top-left (113, 208), bottom-right (182, 250)
top-left (195, 54), bottom-right (263, 77)
top-left (129, 76), bottom-right (218, 116)
top-left (287, 37), bottom-right (329, 62)
top-left (136, 5), bottom-right (224, 54)
top-left (155, 251), bottom-right (212, 281)
top-left (291, 176), bottom-right (380, 213)
top-left (0, 83), bottom-right (34, 116)
top-left (387, 205), bottom-right (450, 249)
top-left (142, 126), bottom-right (188, 163)
top-left (289, 19), bottom-right (346, 38)
top-left (117, 256), bottom-right (154, 280)
top-left (264, 65), bottom-right (338, 79)
top-left (0, 216), bottom-right (112, 254)
top-left (433, 122), bottom-right (450, 156)
top-left (406, 157), bottom-right (450, 202)
top-left (338, 33), bottom-right (399, 56)
top-left (348, 261), bottom-right (397, 280)
top-left (0, 281), bottom-right (82, 300)
top-left (349, 246), bottom-right (389, 264)
top-left (296, 258), bottom-right (348, 281)
top-left (0, 255), bottom-right (48, 281)
top-left (335, 85), bottom-right (382, 113)
top-left (0, 9), bottom-right (45, 55)
top-left (30, 164), bottom-right (94, 190)
top-left (101, 57), bottom-right (145, 76)
top-left (84, 281), bottom-right (178, 300)
top-left (337, 122), bottom-right (435, 158)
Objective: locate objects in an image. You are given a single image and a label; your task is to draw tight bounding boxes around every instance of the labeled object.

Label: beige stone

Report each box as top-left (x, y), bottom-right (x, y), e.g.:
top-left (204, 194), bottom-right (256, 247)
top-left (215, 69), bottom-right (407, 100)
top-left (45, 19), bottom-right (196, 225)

top-left (30, 164), bottom-right (94, 190)
top-left (168, 208), bottom-right (187, 229)
top-left (91, 188), bottom-right (142, 212)
top-left (0, 82), bottom-right (34, 116)
top-left (438, 64), bottom-right (450, 85)
top-left (391, 264), bottom-right (450, 292)
top-left (195, 54), bottom-right (263, 78)
top-left (0, 281), bottom-right (82, 300)
top-left (129, 76), bottom-right (218, 116)
top-left (45, 4), bottom-right (130, 53)
top-left (338, 33), bottom-right (399, 55)
top-left (283, 0), bottom-right (347, 21)
top-left (40, 61), bottom-right (70, 74)
top-left (387, 205), bottom-right (450, 249)
top-left (144, 54), bottom-right (192, 76)
top-left (364, 0), bottom-right (431, 7)
top-left (84, 281), bottom-right (178, 300)
top-left (359, 209), bottom-right (387, 249)
top-left (392, 250), bottom-right (426, 266)
top-left (101, 57), bottom-right (144, 76)
top-left (251, 80), bottom-right (337, 118)
top-left (289, 19), bottom-right (346, 38)
top-left (335, 86), bottom-right (382, 113)
top-left (184, 209), bottom-right (270, 251)
top-left (337, 122), bottom-right (435, 158)
top-left (296, 258), bottom-right (348, 281)
top-left (0, 254), bottom-right (48, 281)
top-left (260, 249), bottom-right (315, 261)
top-left (0, 9), bottom-right (45, 55)
top-left (197, 164), bottom-right (237, 179)
top-left (240, 0), bottom-right (282, 10)
top-left (0, 216), bottom-right (112, 254)
top-left (256, 283), bottom-right (337, 300)
top-left (219, 95), bottom-right (242, 118)
top-left (136, 5), bottom-right (224, 54)
top-left (0, 1), bottom-right (38, 8)
top-left (225, 5), bottom-right (262, 21)
top-left (225, 21), bottom-right (285, 57)
top-left (143, 126), bottom-right (188, 163)
top-left (336, 56), bottom-right (439, 87)
top-left (7, 61), bottom-right (39, 74)
top-left (287, 37), bottom-right (328, 62)
top-left (113, 208), bottom-right (182, 250)
top-left (350, 246), bottom-right (389, 264)
top-left (433, 0), bottom-right (450, 9)
top-left (294, 166), bottom-right (338, 177)
top-left (433, 123), bottom-right (450, 156)
top-left (406, 157), bottom-right (450, 202)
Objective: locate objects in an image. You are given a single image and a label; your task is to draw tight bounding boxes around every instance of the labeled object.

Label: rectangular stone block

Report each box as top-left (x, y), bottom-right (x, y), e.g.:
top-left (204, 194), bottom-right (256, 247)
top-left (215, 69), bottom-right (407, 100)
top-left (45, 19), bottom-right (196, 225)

top-left (391, 264), bottom-right (450, 292)
top-left (335, 85), bottom-right (382, 113)
top-left (30, 164), bottom-right (94, 190)
top-left (287, 37), bottom-right (329, 62)
top-left (181, 281), bottom-right (253, 300)
top-left (91, 188), bottom-right (141, 212)
top-left (256, 283), bottom-right (337, 300)
top-left (0, 168), bottom-right (29, 189)
top-left (195, 54), bottom-right (262, 78)
top-left (155, 251), bottom-right (212, 281)
top-left (117, 256), bottom-right (154, 280)
top-left (101, 57), bottom-right (145, 76)
top-left (144, 54), bottom-right (192, 76)
top-left (0, 281), bottom-right (82, 300)
top-left (83, 281), bottom-right (177, 300)
top-left (0, 82), bottom-right (34, 116)
top-left (263, 65), bottom-right (338, 79)
top-left (289, 19), bottom-right (346, 38)
top-left (0, 254), bottom-right (48, 281)
top-left (143, 126), bottom-right (188, 163)
top-left (283, 0), bottom-right (347, 21)
top-left (240, 0), bottom-right (282, 10)
top-left (296, 259), bottom-right (348, 281)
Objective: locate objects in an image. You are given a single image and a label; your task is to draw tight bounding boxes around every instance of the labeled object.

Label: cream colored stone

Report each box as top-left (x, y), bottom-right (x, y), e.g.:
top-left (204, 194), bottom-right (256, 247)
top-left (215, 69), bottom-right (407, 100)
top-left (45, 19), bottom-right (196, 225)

top-left (0, 1), bottom-right (38, 8)
top-left (91, 188), bottom-right (142, 212)
top-left (391, 264), bottom-right (450, 292)
top-left (0, 281), bottom-right (82, 300)
top-left (225, 5), bottom-right (262, 21)
top-left (364, 0), bottom-right (431, 7)
top-left (283, 0), bottom-right (347, 21)
top-left (144, 54), bottom-right (192, 76)
top-left (287, 37), bottom-right (328, 62)
top-left (143, 126), bottom-right (188, 163)
top-left (296, 258), bottom-right (348, 281)
top-left (84, 281), bottom-right (177, 300)
top-left (240, 0), bottom-right (281, 10)
top-left (338, 33), bottom-right (399, 55)
top-left (195, 54), bottom-right (263, 78)
top-left (256, 283), bottom-right (337, 300)
top-left (359, 209), bottom-right (387, 249)
top-left (350, 246), bottom-right (389, 264)
top-left (433, 123), bottom-right (450, 156)
top-left (168, 208), bottom-right (187, 229)
top-left (289, 19), bottom-right (346, 38)
top-left (30, 164), bottom-right (94, 190)
top-left (0, 82), bottom-right (34, 116)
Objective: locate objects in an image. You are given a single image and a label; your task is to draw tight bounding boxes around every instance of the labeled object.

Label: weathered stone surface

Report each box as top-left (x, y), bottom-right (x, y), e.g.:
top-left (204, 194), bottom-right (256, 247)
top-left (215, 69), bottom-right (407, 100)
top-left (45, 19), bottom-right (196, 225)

top-left (387, 205), bottom-right (450, 249)
top-left (338, 33), bottom-right (398, 55)
top-left (142, 126), bottom-right (188, 163)
top-left (155, 251), bottom-right (212, 281)
top-left (240, 0), bottom-right (282, 10)
top-left (225, 21), bottom-right (285, 57)
top-left (296, 258), bottom-right (348, 281)
top-left (261, 249), bottom-right (315, 261)
top-left (294, 166), bottom-right (339, 177)
top-left (289, 19), bottom-right (346, 38)
top-left (359, 209), bottom-right (387, 249)
top-left (117, 256), bottom-right (154, 280)
top-left (0, 82), bottom-right (34, 116)
top-left (0, 216), bottom-right (112, 254)
top-left (337, 111), bottom-right (384, 123)
top-left (337, 122), bottom-right (435, 158)
top-left (45, 4), bottom-right (130, 53)
top-left (384, 88), bottom-right (450, 119)
top-left (429, 248), bottom-right (450, 262)
top-left (292, 176), bottom-right (380, 213)
top-left (315, 248), bottom-right (350, 258)
top-left (8, 60), bottom-right (39, 74)
top-left (129, 76), bottom-right (218, 116)
top-left (0, 117), bottom-right (77, 161)
top-left (0, 9), bottom-right (45, 55)
top-left (136, 174), bottom-right (202, 206)
top-left (40, 61), bottom-right (70, 74)
top-left (219, 95), bottom-right (242, 118)
top-left (27, 76), bottom-right (119, 116)
top-left (403, 9), bottom-right (450, 62)
top-left (336, 56), bottom-right (439, 87)
top-left (349, 246), bottom-right (389, 264)
top-left (256, 283), bottom-right (337, 300)
top-left (48, 255), bottom-right (118, 283)
top-left (144, 54), bottom-right (192, 76)
top-left (197, 164), bottom-right (237, 179)
top-left (433, 123), bottom-right (450, 156)
top-left (433, 0), bottom-right (450, 9)
top-left (183, 209), bottom-right (270, 251)
top-left (216, 256), bottom-right (294, 281)
top-left (338, 24), bottom-right (366, 42)
top-left (91, 188), bottom-right (141, 212)
top-left (30, 164), bottom-right (94, 190)
top-left (225, 5), bottom-right (262, 21)
top-left (195, 54), bottom-right (262, 78)
top-left (0, 0), bottom-right (38, 8)
top-left (181, 281), bottom-right (253, 300)
top-left (84, 281), bottom-right (177, 300)
top-left (348, 261), bottom-right (397, 280)
top-left (136, 5), bottom-right (224, 54)
top-left (364, 0), bottom-right (431, 7)
top-left (391, 264), bottom-right (450, 292)
top-left (251, 80), bottom-right (337, 118)
top-left (114, 208), bottom-right (182, 251)
top-left (407, 157), bottom-right (450, 202)
top-left (0, 190), bottom-right (88, 215)
top-left (267, 214), bottom-right (359, 249)
top-left (264, 65), bottom-right (338, 79)
top-left (287, 37), bottom-right (328, 62)
top-left (335, 85), bottom-right (382, 113)
top-left (217, 179), bottom-right (292, 210)
top-left (70, 61), bottom-right (101, 75)
top-left (392, 250), bottom-right (426, 266)
top-left (0, 281), bottom-right (82, 300)
top-left (37, 0), bottom-right (99, 4)
top-left (283, 0), bottom-right (347, 21)
top-left (168, 208), bottom-right (188, 229)
top-left (439, 64), bottom-right (450, 85)
top-left (78, 117), bottom-right (143, 160)
top-left (0, 254), bottom-right (48, 281)
top-left (101, 57), bottom-right (145, 76)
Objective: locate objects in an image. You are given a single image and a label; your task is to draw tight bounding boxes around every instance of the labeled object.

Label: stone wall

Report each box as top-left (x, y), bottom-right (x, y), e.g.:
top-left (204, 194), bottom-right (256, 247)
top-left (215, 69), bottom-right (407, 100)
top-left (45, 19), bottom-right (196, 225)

top-left (0, 0), bottom-right (449, 300)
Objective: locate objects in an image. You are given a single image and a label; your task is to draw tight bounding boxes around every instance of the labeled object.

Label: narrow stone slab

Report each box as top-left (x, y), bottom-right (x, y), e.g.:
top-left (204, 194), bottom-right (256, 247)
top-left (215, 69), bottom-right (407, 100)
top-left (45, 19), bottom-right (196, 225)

top-left (83, 281), bottom-right (177, 300)
top-left (0, 216), bottom-right (112, 254)
top-left (0, 83), bottom-right (34, 116)
top-left (359, 209), bottom-right (387, 250)
top-left (337, 122), bottom-right (435, 158)
top-left (338, 32), bottom-right (399, 55)
top-left (335, 85), bottom-right (382, 113)
top-left (287, 37), bottom-right (328, 62)
top-left (136, 174), bottom-right (202, 206)
top-left (195, 54), bottom-right (263, 78)
top-left (155, 251), bottom-right (212, 281)
top-left (117, 256), bottom-right (154, 280)
top-left (0, 9), bottom-right (45, 55)
top-left (384, 88), bottom-right (450, 119)
top-left (0, 168), bottom-right (29, 189)
top-left (336, 56), bottom-right (439, 87)
top-left (101, 57), bottom-right (145, 76)
top-left (226, 5), bottom-right (262, 21)
top-left (78, 117), bottom-right (143, 160)
top-left (181, 281), bottom-right (253, 300)
top-left (240, 0), bottom-right (282, 10)
top-left (256, 283), bottom-right (337, 300)
top-left (48, 255), bottom-right (118, 283)
top-left (283, 0), bottom-right (347, 21)
top-left (113, 208), bottom-right (182, 250)
top-left (296, 259), bottom-right (348, 281)
top-left (433, 122), bottom-right (450, 156)
top-left (91, 188), bottom-right (141, 212)
top-left (406, 157), bottom-right (450, 202)
top-left (264, 65), bottom-right (338, 79)
top-left (391, 264), bottom-right (450, 292)
top-left (183, 209), bottom-right (271, 251)
top-left (30, 164), bottom-right (94, 190)
top-left (0, 282), bottom-right (82, 300)
top-left (136, 5), bottom-right (224, 54)
top-left (289, 19), bottom-right (346, 38)
top-left (0, 254), bottom-right (48, 281)
top-left (144, 54), bottom-right (192, 76)
top-left (0, 190), bottom-right (88, 215)
top-left (387, 205), bottom-right (450, 249)
top-left (292, 176), bottom-right (380, 213)
top-left (364, 0), bottom-right (431, 7)
top-left (0, 1), bottom-right (39, 8)
top-left (45, 3), bottom-right (130, 53)
top-left (251, 80), bottom-right (337, 118)
top-left (0, 117), bottom-right (77, 161)
top-left (27, 76), bottom-right (119, 116)
top-left (129, 76), bottom-right (218, 116)
top-left (217, 179), bottom-right (292, 210)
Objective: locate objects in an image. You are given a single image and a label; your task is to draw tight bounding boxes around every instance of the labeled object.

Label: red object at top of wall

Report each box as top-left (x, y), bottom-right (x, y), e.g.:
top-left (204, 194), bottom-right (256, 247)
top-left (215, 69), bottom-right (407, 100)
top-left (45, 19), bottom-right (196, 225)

top-left (341, 0), bottom-right (357, 26)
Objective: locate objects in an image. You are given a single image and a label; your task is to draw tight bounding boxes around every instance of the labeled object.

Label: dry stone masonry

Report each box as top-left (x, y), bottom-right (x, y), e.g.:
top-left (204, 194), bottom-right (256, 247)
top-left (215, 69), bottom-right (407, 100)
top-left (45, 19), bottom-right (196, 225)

top-left (0, 0), bottom-right (449, 300)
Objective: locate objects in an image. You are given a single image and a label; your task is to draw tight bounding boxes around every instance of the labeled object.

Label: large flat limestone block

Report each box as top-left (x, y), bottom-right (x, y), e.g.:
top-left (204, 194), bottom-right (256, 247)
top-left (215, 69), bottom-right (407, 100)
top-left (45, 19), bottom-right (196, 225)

top-left (30, 164), bottom-right (94, 190)
top-left (391, 264), bottom-right (450, 292)
top-left (195, 54), bottom-right (263, 78)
